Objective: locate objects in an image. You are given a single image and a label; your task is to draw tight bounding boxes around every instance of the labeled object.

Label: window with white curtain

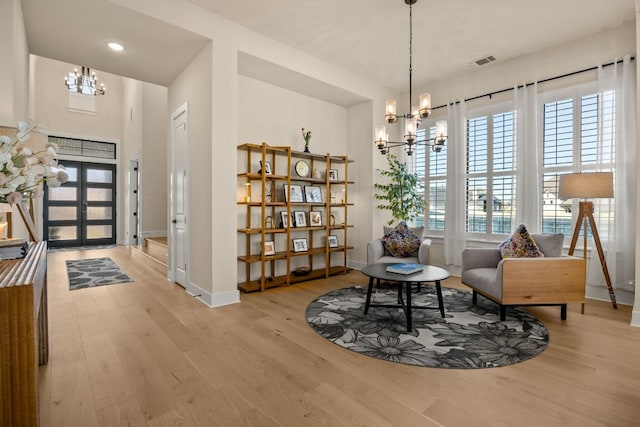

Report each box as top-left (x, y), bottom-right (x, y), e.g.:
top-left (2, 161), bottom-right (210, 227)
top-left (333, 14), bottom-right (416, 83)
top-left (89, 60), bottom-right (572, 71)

top-left (413, 128), bottom-right (427, 227)
top-left (541, 85), bottom-right (615, 238)
top-left (465, 109), bottom-right (516, 237)
top-left (416, 125), bottom-right (447, 232)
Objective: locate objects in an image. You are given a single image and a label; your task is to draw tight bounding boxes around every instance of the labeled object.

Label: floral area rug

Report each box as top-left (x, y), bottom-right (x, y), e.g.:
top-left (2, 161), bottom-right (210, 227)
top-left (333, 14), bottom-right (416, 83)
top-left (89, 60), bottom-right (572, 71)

top-left (66, 257), bottom-right (132, 290)
top-left (305, 285), bottom-right (549, 369)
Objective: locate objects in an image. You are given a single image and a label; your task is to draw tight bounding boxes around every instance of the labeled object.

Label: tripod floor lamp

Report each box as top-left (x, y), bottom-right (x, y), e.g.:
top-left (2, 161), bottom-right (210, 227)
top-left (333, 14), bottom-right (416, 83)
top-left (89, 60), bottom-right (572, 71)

top-left (558, 172), bottom-right (617, 309)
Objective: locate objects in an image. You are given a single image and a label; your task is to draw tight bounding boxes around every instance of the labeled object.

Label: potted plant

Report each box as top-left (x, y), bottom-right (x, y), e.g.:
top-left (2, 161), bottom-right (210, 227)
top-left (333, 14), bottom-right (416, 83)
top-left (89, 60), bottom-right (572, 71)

top-left (374, 153), bottom-right (425, 226)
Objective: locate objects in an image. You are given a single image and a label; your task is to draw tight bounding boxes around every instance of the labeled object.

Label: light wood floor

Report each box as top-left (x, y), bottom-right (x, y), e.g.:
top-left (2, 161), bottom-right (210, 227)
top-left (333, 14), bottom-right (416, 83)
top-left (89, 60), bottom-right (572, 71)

top-left (40, 246), bottom-right (640, 426)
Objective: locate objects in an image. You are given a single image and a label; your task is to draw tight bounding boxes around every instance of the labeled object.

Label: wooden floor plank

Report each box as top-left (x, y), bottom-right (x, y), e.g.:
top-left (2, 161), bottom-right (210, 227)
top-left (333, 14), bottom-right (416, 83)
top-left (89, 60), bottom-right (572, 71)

top-left (40, 246), bottom-right (640, 427)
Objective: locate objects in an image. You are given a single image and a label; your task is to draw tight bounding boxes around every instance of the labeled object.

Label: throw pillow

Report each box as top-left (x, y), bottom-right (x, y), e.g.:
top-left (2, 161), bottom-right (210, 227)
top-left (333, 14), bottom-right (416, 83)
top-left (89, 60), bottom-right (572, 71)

top-left (498, 224), bottom-right (544, 258)
top-left (532, 233), bottom-right (564, 257)
top-left (381, 221), bottom-right (422, 257)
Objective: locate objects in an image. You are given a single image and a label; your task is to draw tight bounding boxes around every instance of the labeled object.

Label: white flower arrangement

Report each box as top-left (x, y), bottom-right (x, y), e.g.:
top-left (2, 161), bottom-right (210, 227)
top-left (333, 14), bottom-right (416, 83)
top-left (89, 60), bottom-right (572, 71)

top-left (0, 119), bottom-right (68, 204)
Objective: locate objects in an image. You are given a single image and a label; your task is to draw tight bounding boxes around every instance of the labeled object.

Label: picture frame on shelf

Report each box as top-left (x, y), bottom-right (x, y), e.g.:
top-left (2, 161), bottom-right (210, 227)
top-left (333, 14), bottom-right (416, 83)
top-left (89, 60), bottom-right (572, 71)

top-left (293, 211), bottom-right (307, 227)
top-left (329, 191), bottom-right (339, 204)
top-left (283, 184), bottom-right (304, 203)
top-left (309, 211), bottom-right (322, 227)
top-left (328, 235), bottom-right (339, 248)
top-left (292, 237), bottom-right (308, 253)
top-left (280, 211), bottom-right (292, 228)
top-left (263, 240), bottom-right (276, 256)
top-left (328, 169), bottom-right (338, 181)
top-left (260, 160), bottom-right (272, 175)
top-left (304, 185), bottom-right (322, 203)
top-left (265, 216), bottom-right (274, 229)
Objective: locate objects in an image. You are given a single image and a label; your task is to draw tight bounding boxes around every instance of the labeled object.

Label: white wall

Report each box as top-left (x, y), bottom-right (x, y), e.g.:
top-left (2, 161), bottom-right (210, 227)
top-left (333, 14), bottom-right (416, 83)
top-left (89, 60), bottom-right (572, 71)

top-left (0, 0), bottom-right (29, 126)
top-left (634, 0), bottom-right (640, 327)
top-left (32, 56), bottom-right (124, 140)
top-left (141, 83), bottom-right (168, 236)
top-left (236, 75), bottom-right (349, 282)
top-left (121, 78), bottom-right (143, 245)
top-left (168, 43), bottom-right (215, 301)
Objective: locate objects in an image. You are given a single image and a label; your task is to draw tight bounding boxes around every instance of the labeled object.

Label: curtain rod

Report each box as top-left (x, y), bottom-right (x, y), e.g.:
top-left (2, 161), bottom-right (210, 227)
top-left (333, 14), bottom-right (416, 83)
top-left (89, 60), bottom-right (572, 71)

top-left (432, 56), bottom-right (635, 110)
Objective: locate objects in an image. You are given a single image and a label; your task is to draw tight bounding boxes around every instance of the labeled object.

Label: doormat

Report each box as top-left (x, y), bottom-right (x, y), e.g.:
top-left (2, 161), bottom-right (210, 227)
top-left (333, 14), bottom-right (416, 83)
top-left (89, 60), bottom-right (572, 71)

top-left (66, 257), bottom-right (132, 290)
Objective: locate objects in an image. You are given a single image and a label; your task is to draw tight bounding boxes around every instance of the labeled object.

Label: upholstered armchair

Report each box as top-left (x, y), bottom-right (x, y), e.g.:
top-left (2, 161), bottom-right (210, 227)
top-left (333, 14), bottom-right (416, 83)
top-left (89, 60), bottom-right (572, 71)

top-left (367, 223), bottom-right (431, 266)
top-left (461, 233), bottom-right (586, 321)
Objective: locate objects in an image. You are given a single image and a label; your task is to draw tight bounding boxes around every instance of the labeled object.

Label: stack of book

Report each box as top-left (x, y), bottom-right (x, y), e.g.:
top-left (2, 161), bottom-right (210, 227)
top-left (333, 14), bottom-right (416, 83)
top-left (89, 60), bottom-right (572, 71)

top-left (0, 238), bottom-right (28, 260)
top-left (385, 263), bottom-right (424, 275)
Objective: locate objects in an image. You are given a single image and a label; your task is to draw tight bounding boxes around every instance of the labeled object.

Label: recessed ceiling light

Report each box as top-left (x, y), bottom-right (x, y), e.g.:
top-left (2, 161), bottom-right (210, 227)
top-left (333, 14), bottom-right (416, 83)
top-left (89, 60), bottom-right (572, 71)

top-left (107, 42), bottom-right (124, 52)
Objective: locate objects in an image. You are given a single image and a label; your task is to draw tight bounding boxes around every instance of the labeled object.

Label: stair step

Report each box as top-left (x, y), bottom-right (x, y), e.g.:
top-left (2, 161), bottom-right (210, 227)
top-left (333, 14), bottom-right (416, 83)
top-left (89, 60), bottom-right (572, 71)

top-left (131, 246), bottom-right (167, 275)
top-left (143, 237), bottom-right (168, 265)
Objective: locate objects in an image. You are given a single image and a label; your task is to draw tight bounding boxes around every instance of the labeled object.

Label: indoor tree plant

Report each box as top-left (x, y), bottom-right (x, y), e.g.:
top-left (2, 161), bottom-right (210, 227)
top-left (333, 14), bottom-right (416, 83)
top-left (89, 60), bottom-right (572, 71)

top-left (374, 153), bottom-right (425, 226)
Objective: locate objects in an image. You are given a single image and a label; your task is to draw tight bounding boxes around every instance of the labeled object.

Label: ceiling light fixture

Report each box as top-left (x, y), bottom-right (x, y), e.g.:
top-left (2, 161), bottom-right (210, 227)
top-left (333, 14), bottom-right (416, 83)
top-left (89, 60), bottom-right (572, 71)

top-left (64, 66), bottom-right (105, 96)
top-left (374, 0), bottom-right (447, 156)
top-left (107, 42), bottom-right (124, 52)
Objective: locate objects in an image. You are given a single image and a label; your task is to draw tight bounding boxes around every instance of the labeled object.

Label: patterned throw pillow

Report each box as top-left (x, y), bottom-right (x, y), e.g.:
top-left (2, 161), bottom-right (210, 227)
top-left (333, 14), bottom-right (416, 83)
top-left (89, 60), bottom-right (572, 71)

top-left (498, 224), bottom-right (544, 258)
top-left (381, 221), bottom-right (422, 257)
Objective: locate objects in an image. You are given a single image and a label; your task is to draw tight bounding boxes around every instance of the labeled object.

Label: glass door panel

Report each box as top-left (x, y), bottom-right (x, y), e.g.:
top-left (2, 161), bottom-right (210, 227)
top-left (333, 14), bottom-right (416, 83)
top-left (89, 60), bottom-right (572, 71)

top-left (44, 161), bottom-right (116, 247)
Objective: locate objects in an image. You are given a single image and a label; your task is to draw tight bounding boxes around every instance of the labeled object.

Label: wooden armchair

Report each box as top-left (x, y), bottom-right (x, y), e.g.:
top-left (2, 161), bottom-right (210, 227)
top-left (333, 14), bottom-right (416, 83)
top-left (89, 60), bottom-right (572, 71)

top-left (461, 233), bottom-right (586, 320)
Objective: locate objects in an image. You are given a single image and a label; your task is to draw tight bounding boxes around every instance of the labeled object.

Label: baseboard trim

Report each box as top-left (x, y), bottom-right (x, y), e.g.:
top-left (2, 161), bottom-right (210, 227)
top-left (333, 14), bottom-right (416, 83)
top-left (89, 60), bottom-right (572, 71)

top-left (632, 309), bottom-right (640, 328)
top-left (348, 259), bottom-right (365, 271)
top-left (140, 230), bottom-right (168, 239)
top-left (186, 281), bottom-right (240, 308)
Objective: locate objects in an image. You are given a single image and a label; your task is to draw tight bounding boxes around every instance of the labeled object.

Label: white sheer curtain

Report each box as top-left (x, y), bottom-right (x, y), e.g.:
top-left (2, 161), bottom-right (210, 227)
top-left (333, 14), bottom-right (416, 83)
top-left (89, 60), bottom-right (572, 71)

top-left (589, 55), bottom-right (636, 291)
top-left (514, 83), bottom-right (541, 232)
top-left (444, 100), bottom-right (467, 267)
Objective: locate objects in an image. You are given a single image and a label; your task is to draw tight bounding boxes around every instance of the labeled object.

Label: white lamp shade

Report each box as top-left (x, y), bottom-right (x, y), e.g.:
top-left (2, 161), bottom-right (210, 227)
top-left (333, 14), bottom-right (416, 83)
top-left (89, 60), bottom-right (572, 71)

top-left (558, 172), bottom-right (614, 199)
top-left (435, 120), bottom-right (447, 138)
top-left (404, 118), bottom-right (417, 142)
top-left (385, 100), bottom-right (397, 122)
top-left (374, 126), bottom-right (387, 145)
top-left (419, 93), bottom-right (431, 117)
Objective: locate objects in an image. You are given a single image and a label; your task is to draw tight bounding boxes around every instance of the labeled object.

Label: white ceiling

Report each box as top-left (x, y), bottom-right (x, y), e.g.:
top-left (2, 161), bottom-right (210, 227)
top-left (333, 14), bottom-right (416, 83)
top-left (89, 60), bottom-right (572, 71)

top-left (21, 0), bottom-right (635, 91)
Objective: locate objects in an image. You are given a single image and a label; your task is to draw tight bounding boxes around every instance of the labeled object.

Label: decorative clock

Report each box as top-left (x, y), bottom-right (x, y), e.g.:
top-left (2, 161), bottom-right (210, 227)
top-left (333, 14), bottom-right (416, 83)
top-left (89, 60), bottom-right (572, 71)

top-left (295, 160), bottom-right (310, 177)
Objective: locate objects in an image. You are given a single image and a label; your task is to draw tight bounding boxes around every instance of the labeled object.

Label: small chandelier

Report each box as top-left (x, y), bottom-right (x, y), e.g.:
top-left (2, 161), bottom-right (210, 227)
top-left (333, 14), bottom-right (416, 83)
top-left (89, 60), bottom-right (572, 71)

top-left (373, 0), bottom-right (447, 156)
top-left (64, 66), bottom-right (105, 96)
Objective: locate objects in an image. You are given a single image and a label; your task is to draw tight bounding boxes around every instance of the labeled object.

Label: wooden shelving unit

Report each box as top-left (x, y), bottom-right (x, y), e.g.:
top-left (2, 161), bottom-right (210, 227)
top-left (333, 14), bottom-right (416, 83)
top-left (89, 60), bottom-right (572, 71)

top-left (237, 142), bottom-right (353, 292)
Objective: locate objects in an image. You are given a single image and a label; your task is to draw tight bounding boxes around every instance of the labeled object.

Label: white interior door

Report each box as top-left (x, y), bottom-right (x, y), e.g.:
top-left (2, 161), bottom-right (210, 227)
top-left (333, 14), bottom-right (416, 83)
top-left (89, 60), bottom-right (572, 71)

top-left (170, 103), bottom-right (189, 287)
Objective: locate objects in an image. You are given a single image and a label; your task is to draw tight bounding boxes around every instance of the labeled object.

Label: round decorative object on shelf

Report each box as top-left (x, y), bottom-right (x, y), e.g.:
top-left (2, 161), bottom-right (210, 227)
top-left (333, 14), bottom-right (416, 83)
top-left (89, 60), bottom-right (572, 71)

top-left (292, 266), bottom-right (311, 276)
top-left (295, 160), bottom-right (310, 177)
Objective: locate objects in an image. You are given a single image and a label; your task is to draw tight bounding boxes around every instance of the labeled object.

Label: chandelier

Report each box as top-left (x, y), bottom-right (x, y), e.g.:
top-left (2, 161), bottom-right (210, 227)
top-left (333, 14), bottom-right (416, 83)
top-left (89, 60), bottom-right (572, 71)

top-left (374, 0), bottom-right (447, 156)
top-left (64, 66), bottom-right (105, 96)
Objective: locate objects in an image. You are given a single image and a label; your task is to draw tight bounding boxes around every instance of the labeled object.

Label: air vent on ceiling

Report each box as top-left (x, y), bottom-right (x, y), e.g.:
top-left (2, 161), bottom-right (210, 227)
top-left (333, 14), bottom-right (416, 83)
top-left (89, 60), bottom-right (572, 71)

top-left (473, 55), bottom-right (497, 67)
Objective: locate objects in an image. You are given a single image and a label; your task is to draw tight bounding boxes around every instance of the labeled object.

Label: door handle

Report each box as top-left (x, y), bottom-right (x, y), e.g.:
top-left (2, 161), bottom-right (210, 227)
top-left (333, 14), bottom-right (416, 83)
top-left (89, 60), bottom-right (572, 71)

top-left (172, 219), bottom-right (177, 224)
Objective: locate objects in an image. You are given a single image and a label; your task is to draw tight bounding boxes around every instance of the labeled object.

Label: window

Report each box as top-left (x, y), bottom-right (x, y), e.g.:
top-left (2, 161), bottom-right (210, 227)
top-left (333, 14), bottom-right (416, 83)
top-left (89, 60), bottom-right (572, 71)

top-left (417, 125), bottom-right (447, 231)
top-left (465, 110), bottom-right (516, 237)
top-left (541, 88), bottom-right (615, 237)
top-left (49, 136), bottom-right (116, 160)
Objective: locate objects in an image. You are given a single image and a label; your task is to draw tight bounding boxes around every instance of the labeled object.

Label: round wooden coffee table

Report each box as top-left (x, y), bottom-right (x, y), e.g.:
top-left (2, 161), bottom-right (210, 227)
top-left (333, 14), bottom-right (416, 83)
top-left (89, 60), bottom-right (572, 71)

top-left (360, 263), bottom-right (450, 332)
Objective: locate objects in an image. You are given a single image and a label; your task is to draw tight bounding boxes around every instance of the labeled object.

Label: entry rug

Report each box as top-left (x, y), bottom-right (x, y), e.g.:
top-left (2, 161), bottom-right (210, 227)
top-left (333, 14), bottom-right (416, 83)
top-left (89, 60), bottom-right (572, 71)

top-left (306, 285), bottom-right (549, 369)
top-left (66, 257), bottom-right (132, 290)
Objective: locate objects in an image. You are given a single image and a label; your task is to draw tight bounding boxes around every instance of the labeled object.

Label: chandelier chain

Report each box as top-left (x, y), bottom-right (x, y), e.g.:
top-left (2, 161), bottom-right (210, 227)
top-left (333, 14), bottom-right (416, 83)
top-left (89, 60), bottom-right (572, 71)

top-left (408, 2), bottom-right (413, 112)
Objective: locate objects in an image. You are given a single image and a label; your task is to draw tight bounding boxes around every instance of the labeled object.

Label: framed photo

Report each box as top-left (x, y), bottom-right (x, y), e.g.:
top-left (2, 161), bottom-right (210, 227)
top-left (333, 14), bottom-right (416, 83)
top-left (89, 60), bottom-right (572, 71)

top-left (304, 185), bottom-right (322, 203)
top-left (309, 211), bottom-right (322, 227)
top-left (280, 211), bottom-right (292, 228)
top-left (328, 169), bottom-right (338, 181)
top-left (293, 211), bottom-right (307, 227)
top-left (292, 238), bottom-right (308, 253)
top-left (260, 160), bottom-right (272, 175)
top-left (328, 235), bottom-right (339, 248)
top-left (284, 184), bottom-right (304, 203)
top-left (263, 240), bottom-right (276, 256)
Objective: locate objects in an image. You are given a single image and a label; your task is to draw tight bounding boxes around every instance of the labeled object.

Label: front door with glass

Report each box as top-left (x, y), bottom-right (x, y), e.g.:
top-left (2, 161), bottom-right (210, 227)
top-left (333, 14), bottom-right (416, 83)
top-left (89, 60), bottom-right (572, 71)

top-left (44, 161), bottom-right (116, 247)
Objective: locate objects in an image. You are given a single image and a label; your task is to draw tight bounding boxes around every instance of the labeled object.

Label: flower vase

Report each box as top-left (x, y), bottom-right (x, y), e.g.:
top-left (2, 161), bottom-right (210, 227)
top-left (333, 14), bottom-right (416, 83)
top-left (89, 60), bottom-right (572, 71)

top-left (304, 146), bottom-right (310, 153)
